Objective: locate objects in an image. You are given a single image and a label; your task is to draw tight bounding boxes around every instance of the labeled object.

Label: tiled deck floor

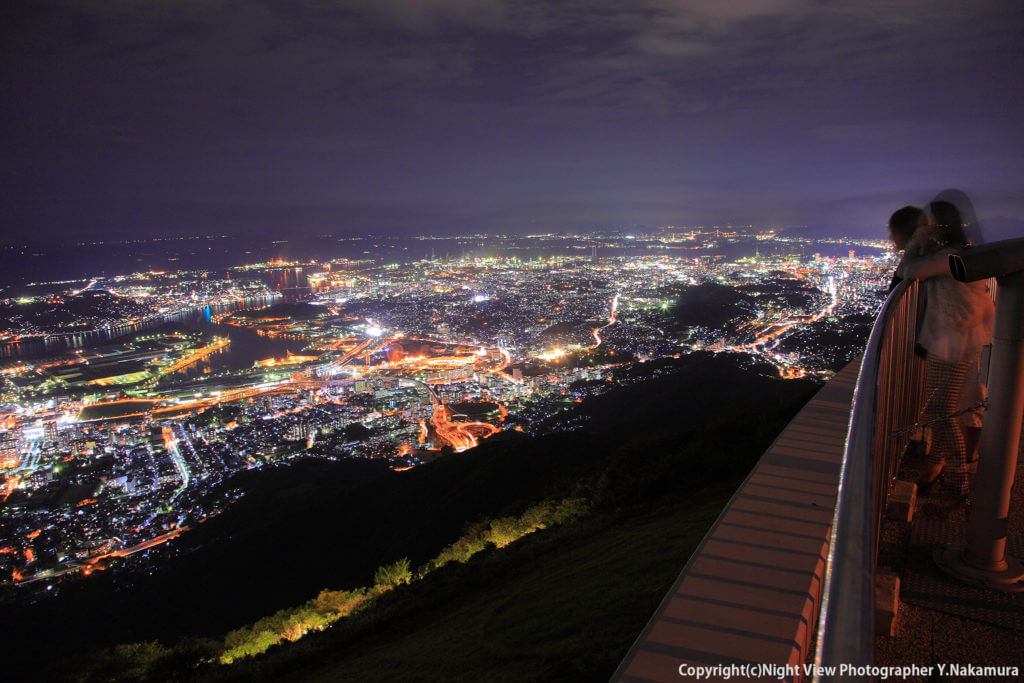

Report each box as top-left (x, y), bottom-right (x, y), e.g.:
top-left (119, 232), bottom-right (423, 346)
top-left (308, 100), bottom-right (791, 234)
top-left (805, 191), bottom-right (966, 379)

top-left (875, 424), bottom-right (1024, 681)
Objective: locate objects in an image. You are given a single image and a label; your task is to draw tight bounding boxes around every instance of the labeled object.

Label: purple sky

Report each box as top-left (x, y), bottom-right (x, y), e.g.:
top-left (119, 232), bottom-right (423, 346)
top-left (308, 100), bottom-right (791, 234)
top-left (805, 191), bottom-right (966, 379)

top-left (3, 1), bottom-right (1023, 243)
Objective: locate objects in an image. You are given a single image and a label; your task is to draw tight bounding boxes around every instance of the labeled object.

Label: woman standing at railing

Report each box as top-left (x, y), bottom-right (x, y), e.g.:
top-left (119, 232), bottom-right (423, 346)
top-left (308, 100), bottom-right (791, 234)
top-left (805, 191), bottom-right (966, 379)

top-left (893, 201), bottom-right (995, 501)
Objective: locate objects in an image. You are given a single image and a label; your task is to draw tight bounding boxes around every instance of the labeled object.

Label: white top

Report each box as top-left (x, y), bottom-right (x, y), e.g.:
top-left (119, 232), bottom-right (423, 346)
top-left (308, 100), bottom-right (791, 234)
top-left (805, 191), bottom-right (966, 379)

top-left (896, 242), bottom-right (994, 363)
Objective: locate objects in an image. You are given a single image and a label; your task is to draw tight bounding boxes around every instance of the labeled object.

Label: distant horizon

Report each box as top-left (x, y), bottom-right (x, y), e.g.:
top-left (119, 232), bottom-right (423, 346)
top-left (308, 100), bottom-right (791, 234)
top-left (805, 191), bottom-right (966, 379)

top-left (2, 223), bottom-right (883, 251)
top-left (0, 228), bottom-right (896, 293)
top-left (3, 210), bottom-right (1022, 251)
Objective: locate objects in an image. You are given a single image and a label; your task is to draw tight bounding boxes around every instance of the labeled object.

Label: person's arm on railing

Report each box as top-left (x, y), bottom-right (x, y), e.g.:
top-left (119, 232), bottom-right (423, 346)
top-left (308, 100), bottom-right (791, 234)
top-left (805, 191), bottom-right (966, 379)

top-left (895, 228), bottom-right (953, 281)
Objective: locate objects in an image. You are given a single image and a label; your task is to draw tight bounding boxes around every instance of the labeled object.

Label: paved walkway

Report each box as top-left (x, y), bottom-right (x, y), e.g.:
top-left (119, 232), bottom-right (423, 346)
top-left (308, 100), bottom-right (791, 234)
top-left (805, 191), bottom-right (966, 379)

top-left (875, 425), bottom-right (1024, 681)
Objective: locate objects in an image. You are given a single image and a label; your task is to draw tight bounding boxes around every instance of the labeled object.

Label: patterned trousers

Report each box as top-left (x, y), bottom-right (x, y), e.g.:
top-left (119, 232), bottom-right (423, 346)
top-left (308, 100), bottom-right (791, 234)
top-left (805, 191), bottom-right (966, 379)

top-left (923, 356), bottom-right (975, 496)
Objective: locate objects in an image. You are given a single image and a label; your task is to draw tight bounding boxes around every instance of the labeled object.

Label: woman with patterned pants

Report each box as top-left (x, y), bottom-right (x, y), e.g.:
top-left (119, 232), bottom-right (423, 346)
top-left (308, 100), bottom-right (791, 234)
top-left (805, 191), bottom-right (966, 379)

top-left (891, 201), bottom-right (994, 500)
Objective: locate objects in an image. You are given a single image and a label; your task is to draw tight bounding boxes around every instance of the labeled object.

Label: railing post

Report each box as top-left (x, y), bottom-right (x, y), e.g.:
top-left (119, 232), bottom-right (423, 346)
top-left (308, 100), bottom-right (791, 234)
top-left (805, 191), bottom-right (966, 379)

top-left (936, 270), bottom-right (1024, 589)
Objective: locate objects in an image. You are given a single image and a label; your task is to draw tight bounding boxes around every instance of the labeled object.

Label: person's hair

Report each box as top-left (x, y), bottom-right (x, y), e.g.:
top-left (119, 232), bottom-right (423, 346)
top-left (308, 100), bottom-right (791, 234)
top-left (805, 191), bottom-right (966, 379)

top-left (888, 206), bottom-right (925, 249)
top-left (929, 200), bottom-right (970, 247)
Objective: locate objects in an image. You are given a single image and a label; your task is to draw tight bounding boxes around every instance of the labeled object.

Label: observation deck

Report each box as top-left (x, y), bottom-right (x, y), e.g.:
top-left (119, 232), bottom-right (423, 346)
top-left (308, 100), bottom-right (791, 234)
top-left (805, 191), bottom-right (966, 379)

top-left (615, 239), bottom-right (1024, 682)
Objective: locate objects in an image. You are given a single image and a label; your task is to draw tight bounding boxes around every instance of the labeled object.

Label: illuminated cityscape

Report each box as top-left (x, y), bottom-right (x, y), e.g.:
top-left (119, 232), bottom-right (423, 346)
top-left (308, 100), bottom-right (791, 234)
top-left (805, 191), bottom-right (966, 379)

top-left (0, 227), bottom-right (891, 588)
top-left (3, 1), bottom-right (1023, 678)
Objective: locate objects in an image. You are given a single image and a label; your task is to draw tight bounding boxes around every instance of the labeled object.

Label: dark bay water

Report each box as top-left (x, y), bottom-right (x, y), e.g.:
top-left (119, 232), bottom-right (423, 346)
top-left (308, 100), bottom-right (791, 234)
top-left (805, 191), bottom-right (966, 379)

top-left (184, 318), bottom-right (303, 375)
top-left (0, 295), bottom-right (288, 361)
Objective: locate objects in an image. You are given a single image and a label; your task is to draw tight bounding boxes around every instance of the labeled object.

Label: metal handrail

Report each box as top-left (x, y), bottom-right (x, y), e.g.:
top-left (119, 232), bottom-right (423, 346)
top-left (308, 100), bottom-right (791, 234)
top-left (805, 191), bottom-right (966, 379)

top-left (814, 279), bottom-right (924, 675)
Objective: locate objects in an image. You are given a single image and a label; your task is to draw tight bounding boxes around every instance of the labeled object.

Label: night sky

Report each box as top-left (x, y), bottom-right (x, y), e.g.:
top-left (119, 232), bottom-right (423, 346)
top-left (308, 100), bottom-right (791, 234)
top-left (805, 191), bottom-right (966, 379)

top-left (3, 1), bottom-right (1023, 243)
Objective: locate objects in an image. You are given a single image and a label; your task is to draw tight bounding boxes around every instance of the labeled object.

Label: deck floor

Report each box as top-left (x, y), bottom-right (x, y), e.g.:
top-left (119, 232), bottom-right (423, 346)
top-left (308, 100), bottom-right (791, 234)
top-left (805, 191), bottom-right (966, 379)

top-left (875, 424), bottom-right (1024, 681)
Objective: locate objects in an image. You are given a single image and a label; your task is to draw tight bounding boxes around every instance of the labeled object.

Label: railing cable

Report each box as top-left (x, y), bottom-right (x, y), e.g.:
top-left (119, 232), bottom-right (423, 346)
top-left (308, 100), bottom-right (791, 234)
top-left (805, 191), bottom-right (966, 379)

top-left (889, 400), bottom-right (987, 439)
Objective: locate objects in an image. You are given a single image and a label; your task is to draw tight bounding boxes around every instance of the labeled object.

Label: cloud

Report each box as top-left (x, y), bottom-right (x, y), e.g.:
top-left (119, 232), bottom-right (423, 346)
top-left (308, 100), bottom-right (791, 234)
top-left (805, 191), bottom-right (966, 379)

top-left (5, 0), bottom-right (1008, 123)
top-left (3, 0), bottom-right (1022, 241)
top-left (341, 0), bottom-right (508, 32)
top-left (810, 122), bottom-right (942, 143)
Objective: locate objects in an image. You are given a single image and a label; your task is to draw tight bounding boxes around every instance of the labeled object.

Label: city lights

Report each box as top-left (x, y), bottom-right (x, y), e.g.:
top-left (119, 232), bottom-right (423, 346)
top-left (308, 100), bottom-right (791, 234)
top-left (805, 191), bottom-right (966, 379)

top-left (0, 228), bottom-right (891, 590)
